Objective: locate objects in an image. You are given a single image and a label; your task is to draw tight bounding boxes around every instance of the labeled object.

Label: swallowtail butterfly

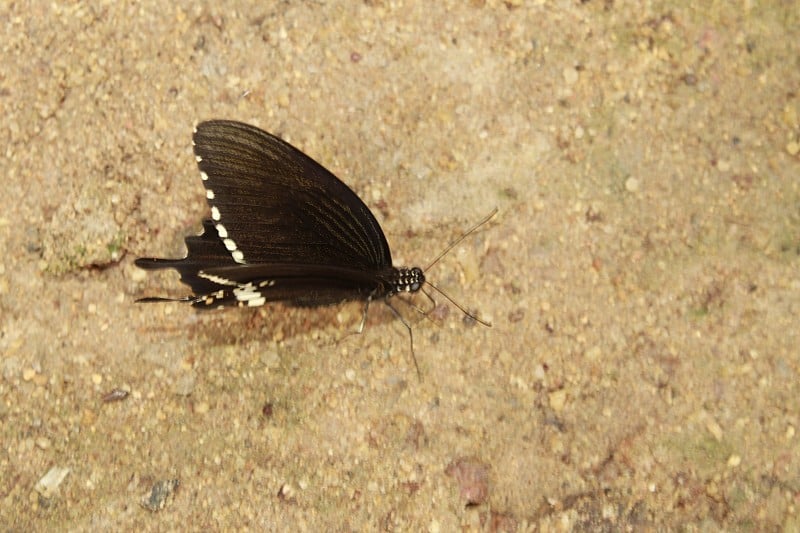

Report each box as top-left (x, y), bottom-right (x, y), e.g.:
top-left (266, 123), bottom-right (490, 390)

top-left (135, 120), bottom-right (491, 372)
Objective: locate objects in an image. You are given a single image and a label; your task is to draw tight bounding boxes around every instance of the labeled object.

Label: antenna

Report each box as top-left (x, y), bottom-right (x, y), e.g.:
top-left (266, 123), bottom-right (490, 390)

top-left (424, 208), bottom-right (498, 272)
top-left (421, 207), bottom-right (498, 326)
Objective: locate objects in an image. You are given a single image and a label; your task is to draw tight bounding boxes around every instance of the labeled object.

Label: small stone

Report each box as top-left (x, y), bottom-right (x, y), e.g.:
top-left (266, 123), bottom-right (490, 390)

top-left (278, 483), bottom-right (295, 502)
top-left (260, 350), bottom-right (280, 369)
top-left (705, 416), bottom-right (724, 441)
top-left (129, 267), bottom-right (147, 282)
top-left (35, 466), bottom-right (70, 498)
top-left (172, 373), bottom-right (196, 396)
top-left (585, 346), bottom-right (602, 361)
top-left (563, 66), bottom-right (579, 85)
top-left (102, 388), bottom-right (130, 403)
top-left (140, 479), bottom-right (179, 511)
top-left (549, 389), bottom-right (568, 412)
top-left (445, 457), bottom-right (490, 506)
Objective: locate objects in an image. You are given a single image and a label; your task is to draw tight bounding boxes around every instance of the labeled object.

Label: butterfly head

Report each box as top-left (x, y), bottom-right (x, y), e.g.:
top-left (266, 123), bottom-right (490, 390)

top-left (393, 267), bottom-right (425, 294)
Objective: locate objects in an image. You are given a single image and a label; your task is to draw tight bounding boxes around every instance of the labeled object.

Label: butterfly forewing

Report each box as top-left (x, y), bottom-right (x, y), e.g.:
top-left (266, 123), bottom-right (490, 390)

top-left (193, 121), bottom-right (392, 269)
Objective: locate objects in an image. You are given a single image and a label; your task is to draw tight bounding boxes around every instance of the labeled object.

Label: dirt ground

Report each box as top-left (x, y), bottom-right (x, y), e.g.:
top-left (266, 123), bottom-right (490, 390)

top-left (2, 1), bottom-right (799, 530)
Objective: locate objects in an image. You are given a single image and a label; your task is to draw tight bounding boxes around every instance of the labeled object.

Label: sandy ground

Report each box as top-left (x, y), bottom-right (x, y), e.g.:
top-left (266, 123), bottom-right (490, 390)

top-left (2, 1), bottom-right (799, 530)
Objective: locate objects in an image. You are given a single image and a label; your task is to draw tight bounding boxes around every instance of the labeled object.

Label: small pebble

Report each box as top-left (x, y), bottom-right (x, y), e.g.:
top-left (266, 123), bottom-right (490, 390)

top-left (140, 479), bottom-right (179, 511)
top-left (563, 66), bottom-right (579, 85)
top-left (549, 389), bottom-right (568, 412)
top-left (625, 177), bottom-right (640, 192)
top-left (445, 457), bottom-right (490, 506)
top-left (102, 388), bottom-right (130, 403)
top-left (35, 466), bottom-right (70, 498)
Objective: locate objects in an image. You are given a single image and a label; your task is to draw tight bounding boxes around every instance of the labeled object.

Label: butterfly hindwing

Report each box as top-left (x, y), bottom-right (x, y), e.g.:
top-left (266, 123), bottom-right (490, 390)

top-left (135, 219), bottom-right (239, 296)
top-left (191, 264), bottom-right (393, 309)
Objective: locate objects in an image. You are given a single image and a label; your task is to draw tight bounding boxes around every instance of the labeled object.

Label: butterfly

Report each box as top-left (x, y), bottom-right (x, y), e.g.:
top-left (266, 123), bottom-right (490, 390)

top-left (136, 120), bottom-right (491, 373)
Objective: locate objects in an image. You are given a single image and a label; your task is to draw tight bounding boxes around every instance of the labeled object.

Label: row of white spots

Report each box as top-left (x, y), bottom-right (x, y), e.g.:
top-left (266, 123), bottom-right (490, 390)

top-left (194, 152), bottom-right (246, 264)
top-left (196, 290), bottom-right (266, 308)
top-left (234, 283), bottom-right (266, 307)
top-left (201, 289), bottom-right (225, 307)
top-left (195, 276), bottom-right (276, 308)
top-left (198, 272), bottom-right (237, 286)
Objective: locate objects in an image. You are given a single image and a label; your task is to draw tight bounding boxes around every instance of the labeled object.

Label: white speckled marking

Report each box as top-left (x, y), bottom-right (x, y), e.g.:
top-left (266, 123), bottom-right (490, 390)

top-left (195, 155), bottom-right (202, 162)
top-left (205, 189), bottom-right (214, 200)
top-left (215, 223), bottom-right (228, 238)
top-left (258, 280), bottom-right (276, 287)
top-left (232, 250), bottom-right (245, 263)
top-left (234, 284), bottom-right (266, 306)
top-left (199, 272), bottom-right (237, 286)
top-left (211, 206), bottom-right (221, 221)
top-left (223, 238), bottom-right (237, 251)
top-left (200, 171), bottom-right (209, 181)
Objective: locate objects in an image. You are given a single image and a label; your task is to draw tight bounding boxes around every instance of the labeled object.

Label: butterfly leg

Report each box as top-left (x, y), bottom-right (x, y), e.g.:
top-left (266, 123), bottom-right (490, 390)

top-left (333, 297), bottom-right (372, 353)
top-left (356, 297), bottom-right (372, 334)
top-left (383, 298), bottom-right (421, 380)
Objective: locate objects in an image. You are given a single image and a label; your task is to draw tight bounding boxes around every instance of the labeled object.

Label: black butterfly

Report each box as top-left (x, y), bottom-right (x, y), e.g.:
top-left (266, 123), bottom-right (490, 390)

top-left (136, 120), bottom-right (490, 371)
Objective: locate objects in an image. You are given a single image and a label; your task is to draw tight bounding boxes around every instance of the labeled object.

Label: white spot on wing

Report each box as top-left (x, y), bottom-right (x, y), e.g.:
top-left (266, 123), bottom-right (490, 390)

top-left (201, 171), bottom-right (210, 182)
top-left (211, 206), bottom-right (221, 220)
top-left (199, 272), bottom-right (237, 286)
top-left (215, 224), bottom-right (228, 238)
top-left (234, 284), bottom-right (266, 306)
top-left (232, 250), bottom-right (245, 263)
top-left (223, 238), bottom-right (237, 251)
top-left (195, 155), bottom-right (202, 162)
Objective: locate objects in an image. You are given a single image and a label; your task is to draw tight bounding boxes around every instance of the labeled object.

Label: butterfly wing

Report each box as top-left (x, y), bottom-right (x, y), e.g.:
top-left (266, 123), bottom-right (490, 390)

top-left (188, 263), bottom-right (394, 309)
top-left (193, 120), bottom-right (393, 270)
top-left (135, 219), bottom-right (239, 296)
